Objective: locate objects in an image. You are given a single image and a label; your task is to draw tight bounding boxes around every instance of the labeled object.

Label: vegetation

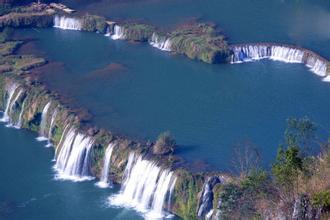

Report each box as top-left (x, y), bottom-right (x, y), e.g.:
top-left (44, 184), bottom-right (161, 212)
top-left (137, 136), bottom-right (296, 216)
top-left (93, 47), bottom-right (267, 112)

top-left (81, 15), bottom-right (107, 34)
top-left (212, 117), bottom-right (330, 219)
top-left (121, 23), bottom-right (155, 42)
top-left (152, 131), bottom-right (176, 155)
top-left (169, 23), bottom-right (231, 64)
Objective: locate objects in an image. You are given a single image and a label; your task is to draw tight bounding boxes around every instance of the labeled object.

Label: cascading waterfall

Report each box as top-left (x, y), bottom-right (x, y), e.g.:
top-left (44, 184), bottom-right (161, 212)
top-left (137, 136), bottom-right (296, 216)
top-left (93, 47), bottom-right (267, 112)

top-left (230, 44), bottom-right (328, 77)
top-left (197, 176), bottom-right (223, 218)
top-left (306, 56), bottom-right (327, 77)
top-left (54, 127), bottom-right (95, 182)
top-left (54, 123), bottom-right (70, 157)
top-left (36, 101), bottom-right (51, 141)
top-left (46, 108), bottom-right (58, 147)
top-left (1, 83), bottom-right (19, 123)
top-left (96, 143), bottom-right (115, 188)
top-left (149, 33), bottom-right (172, 51)
top-left (4, 89), bottom-right (23, 127)
top-left (109, 153), bottom-right (176, 219)
top-left (13, 96), bottom-right (27, 129)
top-left (53, 15), bottom-right (82, 30)
top-left (111, 25), bottom-right (126, 40)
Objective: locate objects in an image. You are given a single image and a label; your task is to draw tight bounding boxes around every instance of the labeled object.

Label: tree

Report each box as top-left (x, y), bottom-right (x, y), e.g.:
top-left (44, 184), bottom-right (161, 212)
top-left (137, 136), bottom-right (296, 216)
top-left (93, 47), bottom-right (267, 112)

top-left (232, 140), bottom-right (261, 178)
top-left (152, 131), bottom-right (176, 155)
top-left (272, 145), bottom-right (303, 206)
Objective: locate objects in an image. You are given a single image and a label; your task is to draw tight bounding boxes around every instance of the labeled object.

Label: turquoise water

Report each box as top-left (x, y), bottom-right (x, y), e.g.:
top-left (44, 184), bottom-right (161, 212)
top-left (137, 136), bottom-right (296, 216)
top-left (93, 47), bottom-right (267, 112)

top-left (16, 28), bottom-right (330, 170)
top-left (2, 1), bottom-right (330, 219)
top-left (62, 0), bottom-right (330, 57)
top-left (0, 124), bottom-right (144, 220)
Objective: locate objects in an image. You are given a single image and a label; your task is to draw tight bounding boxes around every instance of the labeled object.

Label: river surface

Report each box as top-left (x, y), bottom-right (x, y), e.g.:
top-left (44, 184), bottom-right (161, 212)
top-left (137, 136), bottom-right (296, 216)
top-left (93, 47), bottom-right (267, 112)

top-left (1, 0), bottom-right (330, 219)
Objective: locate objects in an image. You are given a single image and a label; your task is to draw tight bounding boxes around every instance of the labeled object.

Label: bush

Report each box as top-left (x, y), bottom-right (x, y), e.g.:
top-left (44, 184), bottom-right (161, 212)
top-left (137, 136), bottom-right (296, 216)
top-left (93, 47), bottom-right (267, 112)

top-left (152, 131), bottom-right (176, 155)
top-left (312, 190), bottom-right (330, 209)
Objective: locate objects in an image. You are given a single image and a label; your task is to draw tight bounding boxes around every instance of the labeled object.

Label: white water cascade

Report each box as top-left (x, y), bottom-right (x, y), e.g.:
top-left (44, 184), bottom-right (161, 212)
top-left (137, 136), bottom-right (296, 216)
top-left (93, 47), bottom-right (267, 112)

top-left (46, 108), bottom-right (58, 147)
top-left (14, 96), bottom-right (27, 129)
top-left (36, 102), bottom-right (51, 141)
top-left (109, 153), bottom-right (176, 219)
top-left (230, 44), bottom-right (328, 77)
top-left (54, 127), bottom-right (95, 182)
top-left (149, 33), bottom-right (172, 51)
top-left (111, 25), bottom-right (126, 40)
top-left (96, 143), bottom-right (115, 188)
top-left (1, 83), bottom-right (19, 123)
top-left (53, 15), bottom-right (82, 31)
top-left (4, 88), bottom-right (23, 127)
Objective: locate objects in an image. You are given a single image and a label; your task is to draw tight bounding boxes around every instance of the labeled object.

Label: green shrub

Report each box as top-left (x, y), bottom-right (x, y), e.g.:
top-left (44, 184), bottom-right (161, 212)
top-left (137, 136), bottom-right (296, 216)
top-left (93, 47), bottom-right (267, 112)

top-left (312, 190), bottom-right (330, 208)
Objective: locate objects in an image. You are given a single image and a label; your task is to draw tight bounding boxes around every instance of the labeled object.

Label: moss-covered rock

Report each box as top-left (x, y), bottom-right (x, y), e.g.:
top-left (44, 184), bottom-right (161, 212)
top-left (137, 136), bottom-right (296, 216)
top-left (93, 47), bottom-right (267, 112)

top-left (169, 23), bottom-right (231, 64)
top-left (81, 15), bottom-right (107, 34)
top-left (121, 23), bottom-right (155, 42)
top-left (172, 169), bottom-right (205, 219)
top-left (0, 12), bottom-right (54, 28)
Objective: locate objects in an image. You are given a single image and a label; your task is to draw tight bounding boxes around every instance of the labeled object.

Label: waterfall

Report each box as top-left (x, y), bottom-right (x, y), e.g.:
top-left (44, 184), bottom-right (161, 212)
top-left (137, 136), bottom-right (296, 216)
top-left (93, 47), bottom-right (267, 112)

top-left (46, 108), bottom-right (58, 147)
top-left (13, 96), bottom-right (27, 129)
top-left (230, 44), bottom-right (328, 77)
top-left (4, 88), bottom-right (24, 127)
top-left (36, 102), bottom-right (51, 141)
top-left (53, 15), bottom-right (82, 31)
top-left (104, 26), bottom-right (112, 37)
top-left (109, 153), bottom-right (176, 219)
top-left (111, 25), bottom-right (126, 40)
top-left (1, 83), bottom-right (19, 123)
top-left (54, 127), bottom-right (95, 182)
top-left (167, 178), bottom-right (176, 211)
top-left (149, 33), bottom-right (172, 51)
top-left (54, 123), bottom-right (71, 157)
top-left (305, 56), bottom-right (327, 77)
top-left (96, 143), bottom-right (115, 188)
top-left (197, 176), bottom-right (223, 218)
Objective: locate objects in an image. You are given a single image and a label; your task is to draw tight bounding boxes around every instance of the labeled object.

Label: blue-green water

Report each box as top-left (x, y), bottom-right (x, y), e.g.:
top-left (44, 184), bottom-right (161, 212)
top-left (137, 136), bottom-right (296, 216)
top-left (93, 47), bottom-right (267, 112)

top-left (2, 0), bottom-right (330, 219)
top-left (16, 27), bottom-right (330, 170)
top-left (0, 125), bottom-right (144, 220)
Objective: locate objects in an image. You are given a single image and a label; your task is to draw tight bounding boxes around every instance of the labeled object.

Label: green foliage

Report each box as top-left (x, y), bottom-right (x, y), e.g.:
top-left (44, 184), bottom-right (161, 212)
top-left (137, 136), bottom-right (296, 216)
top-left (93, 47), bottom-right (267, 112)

top-left (169, 23), bottom-right (230, 64)
top-left (218, 171), bottom-right (270, 218)
top-left (272, 146), bottom-right (302, 186)
top-left (312, 190), bottom-right (330, 208)
top-left (91, 144), bottom-right (105, 175)
top-left (82, 15), bottom-right (107, 34)
top-left (240, 170), bottom-right (269, 194)
top-left (0, 12), bottom-right (53, 28)
top-left (220, 183), bottom-right (242, 211)
top-left (122, 23), bottom-right (154, 42)
top-left (174, 171), bottom-right (203, 220)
